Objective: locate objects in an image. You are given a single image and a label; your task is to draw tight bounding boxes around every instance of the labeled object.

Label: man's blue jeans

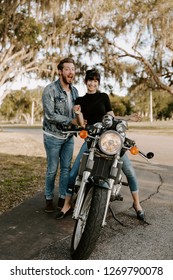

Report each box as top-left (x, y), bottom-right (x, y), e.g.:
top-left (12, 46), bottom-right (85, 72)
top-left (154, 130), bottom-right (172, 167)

top-left (44, 134), bottom-right (74, 200)
top-left (67, 141), bottom-right (138, 195)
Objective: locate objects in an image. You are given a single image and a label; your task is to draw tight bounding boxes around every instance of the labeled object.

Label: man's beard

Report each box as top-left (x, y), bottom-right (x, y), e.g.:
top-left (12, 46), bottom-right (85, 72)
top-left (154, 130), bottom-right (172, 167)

top-left (62, 74), bottom-right (73, 84)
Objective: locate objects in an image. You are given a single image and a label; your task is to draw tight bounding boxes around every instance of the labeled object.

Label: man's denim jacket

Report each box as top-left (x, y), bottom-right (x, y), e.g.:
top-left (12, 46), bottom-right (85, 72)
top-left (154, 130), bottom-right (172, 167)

top-left (42, 79), bottom-right (79, 138)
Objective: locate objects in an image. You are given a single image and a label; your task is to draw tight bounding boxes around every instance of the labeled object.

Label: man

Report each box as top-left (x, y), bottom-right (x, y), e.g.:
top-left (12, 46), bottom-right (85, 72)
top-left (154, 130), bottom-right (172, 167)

top-left (42, 57), bottom-right (79, 213)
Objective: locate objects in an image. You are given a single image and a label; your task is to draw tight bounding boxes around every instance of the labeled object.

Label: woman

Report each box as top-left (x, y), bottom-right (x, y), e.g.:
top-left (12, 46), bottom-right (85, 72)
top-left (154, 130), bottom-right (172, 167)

top-left (56, 68), bottom-right (145, 220)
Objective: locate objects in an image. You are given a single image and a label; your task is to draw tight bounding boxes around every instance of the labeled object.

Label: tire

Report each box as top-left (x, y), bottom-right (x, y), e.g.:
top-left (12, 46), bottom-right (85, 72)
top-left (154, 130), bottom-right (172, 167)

top-left (70, 185), bottom-right (108, 260)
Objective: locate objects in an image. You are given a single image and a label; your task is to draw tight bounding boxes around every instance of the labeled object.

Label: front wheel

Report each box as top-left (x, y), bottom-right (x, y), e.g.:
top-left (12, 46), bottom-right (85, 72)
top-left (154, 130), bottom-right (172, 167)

top-left (71, 185), bottom-right (108, 260)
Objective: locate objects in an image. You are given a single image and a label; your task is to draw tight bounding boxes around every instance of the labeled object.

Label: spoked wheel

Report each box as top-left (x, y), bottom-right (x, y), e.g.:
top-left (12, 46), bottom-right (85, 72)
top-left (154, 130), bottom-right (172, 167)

top-left (71, 186), bottom-right (108, 260)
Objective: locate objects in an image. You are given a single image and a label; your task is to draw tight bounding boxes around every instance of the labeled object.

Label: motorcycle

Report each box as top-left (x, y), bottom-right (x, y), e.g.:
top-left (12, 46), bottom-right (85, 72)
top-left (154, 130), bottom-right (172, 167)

top-left (63, 114), bottom-right (154, 260)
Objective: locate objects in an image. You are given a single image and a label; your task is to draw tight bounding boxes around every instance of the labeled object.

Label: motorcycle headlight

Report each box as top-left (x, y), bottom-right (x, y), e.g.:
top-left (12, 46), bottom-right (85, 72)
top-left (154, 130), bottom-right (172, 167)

top-left (98, 130), bottom-right (123, 155)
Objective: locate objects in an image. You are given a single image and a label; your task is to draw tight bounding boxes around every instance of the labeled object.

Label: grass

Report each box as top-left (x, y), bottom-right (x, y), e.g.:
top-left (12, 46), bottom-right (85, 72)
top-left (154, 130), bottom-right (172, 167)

top-left (0, 154), bottom-right (46, 214)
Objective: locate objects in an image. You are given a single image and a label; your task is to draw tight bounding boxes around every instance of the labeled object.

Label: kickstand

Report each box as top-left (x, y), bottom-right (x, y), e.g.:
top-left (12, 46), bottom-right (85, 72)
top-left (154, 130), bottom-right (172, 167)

top-left (109, 205), bottom-right (124, 226)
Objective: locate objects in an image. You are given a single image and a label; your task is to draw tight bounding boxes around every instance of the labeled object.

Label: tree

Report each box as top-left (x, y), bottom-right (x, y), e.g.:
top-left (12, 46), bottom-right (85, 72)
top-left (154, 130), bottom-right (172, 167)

top-left (153, 91), bottom-right (173, 120)
top-left (1, 0), bottom-right (173, 106)
top-left (87, 0), bottom-right (173, 95)
top-left (109, 94), bottom-right (134, 116)
top-left (0, 0), bottom-right (81, 102)
top-left (0, 87), bottom-right (43, 123)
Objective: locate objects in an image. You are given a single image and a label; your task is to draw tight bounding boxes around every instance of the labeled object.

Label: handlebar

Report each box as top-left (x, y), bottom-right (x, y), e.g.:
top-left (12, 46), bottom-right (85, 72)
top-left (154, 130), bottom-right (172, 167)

top-left (60, 125), bottom-right (154, 161)
top-left (139, 151), bottom-right (154, 160)
top-left (124, 137), bottom-right (154, 161)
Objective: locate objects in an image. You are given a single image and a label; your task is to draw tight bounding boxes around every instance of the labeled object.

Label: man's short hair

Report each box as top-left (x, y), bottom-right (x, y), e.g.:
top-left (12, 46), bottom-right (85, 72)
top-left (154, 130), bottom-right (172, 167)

top-left (57, 57), bottom-right (75, 70)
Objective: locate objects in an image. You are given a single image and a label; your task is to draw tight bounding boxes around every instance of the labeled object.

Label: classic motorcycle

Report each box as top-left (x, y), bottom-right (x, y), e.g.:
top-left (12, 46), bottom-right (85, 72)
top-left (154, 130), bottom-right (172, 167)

top-left (63, 114), bottom-right (154, 260)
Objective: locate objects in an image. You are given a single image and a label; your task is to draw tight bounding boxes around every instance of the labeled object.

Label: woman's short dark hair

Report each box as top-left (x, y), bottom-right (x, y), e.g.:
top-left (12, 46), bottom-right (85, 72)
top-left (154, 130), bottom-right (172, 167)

top-left (57, 57), bottom-right (75, 70)
top-left (84, 68), bottom-right (101, 84)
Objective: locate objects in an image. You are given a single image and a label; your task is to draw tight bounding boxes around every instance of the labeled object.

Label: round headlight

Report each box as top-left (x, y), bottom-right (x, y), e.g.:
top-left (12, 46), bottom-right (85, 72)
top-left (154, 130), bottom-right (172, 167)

top-left (98, 130), bottom-right (123, 155)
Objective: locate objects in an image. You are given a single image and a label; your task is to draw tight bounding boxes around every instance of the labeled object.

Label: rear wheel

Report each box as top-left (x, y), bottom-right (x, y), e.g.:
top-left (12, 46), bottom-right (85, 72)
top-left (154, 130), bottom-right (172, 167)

top-left (71, 185), bottom-right (108, 260)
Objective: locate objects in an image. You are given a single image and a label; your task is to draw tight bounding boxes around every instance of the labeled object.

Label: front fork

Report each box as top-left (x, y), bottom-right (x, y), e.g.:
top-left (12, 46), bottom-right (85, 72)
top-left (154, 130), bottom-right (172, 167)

top-left (102, 158), bottom-right (123, 227)
top-left (72, 146), bottom-right (95, 220)
top-left (102, 178), bottom-right (115, 226)
top-left (72, 170), bottom-right (91, 219)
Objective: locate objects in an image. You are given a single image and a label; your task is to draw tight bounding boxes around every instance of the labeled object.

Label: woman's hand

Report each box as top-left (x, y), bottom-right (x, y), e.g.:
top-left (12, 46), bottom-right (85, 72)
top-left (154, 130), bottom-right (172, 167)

top-left (128, 113), bottom-right (142, 122)
top-left (73, 105), bottom-right (81, 114)
top-left (73, 105), bottom-right (87, 127)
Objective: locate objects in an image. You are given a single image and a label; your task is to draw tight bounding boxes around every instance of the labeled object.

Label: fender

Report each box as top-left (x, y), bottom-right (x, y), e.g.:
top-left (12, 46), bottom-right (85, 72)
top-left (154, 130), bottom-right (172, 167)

top-left (89, 176), bottom-right (110, 189)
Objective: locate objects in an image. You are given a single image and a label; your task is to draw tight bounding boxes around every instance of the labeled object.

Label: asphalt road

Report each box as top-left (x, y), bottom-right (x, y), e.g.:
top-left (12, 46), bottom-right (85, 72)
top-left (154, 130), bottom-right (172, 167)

top-left (40, 131), bottom-right (173, 260)
top-left (0, 128), bottom-right (173, 260)
top-left (33, 160), bottom-right (172, 260)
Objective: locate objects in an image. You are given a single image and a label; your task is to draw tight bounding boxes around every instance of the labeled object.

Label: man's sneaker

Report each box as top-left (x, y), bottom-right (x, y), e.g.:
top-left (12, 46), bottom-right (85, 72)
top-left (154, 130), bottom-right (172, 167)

top-left (45, 199), bottom-right (54, 213)
top-left (57, 197), bottom-right (65, 209)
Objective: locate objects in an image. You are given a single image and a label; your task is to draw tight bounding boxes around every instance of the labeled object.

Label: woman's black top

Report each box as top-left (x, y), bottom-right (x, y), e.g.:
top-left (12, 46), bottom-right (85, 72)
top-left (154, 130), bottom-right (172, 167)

top-left (75, 92), bottom-right (112, 125)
